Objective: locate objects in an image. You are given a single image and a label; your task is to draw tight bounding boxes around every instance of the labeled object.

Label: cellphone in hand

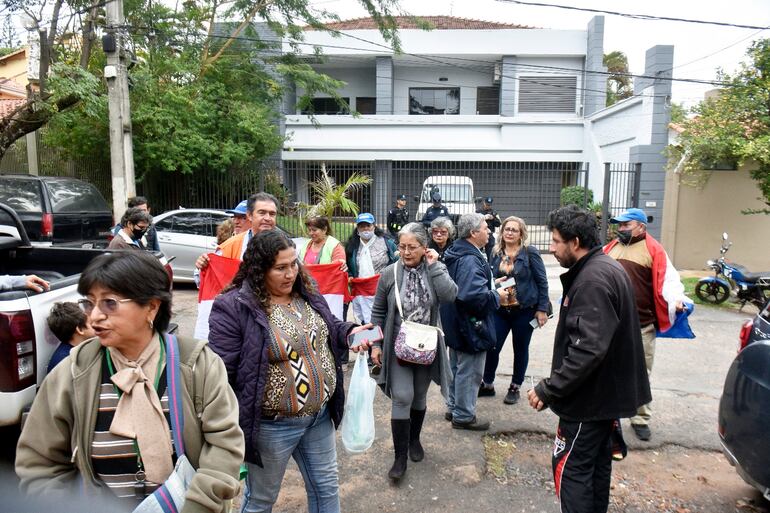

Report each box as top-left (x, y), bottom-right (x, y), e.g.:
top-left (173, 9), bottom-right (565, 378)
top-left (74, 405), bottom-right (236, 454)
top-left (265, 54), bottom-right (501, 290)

top-left (348, 326), bottom-right (383, 348)
top-left (496, 277), bottom-right (516, 290)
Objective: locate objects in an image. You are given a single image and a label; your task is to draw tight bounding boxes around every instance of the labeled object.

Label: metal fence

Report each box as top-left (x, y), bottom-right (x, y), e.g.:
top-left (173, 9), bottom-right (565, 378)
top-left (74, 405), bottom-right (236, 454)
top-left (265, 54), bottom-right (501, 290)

top-left (0, 134), bottom-right (112, 201)
top-left (283, 160), bottom-right (588, 251)
top-left (389, 161), bottom-right (587, 250)
top-left (600, 162), bottom-right (641, 243)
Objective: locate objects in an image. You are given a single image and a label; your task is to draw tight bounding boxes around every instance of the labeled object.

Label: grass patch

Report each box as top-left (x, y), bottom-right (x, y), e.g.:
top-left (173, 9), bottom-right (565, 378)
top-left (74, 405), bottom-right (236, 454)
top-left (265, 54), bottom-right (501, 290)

top-left (682, 276), bottom-right (743, 311)
top-left (483, 433), bottom-right (517, 480)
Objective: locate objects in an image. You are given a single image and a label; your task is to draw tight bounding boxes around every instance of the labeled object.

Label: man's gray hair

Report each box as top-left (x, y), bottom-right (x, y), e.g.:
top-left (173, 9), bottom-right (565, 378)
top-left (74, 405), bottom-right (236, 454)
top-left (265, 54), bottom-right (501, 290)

top-left (430, 216), bottom-right (455, 239)
top-left (457, 213), bottom-right (486, 240)
top-left (398, 222), bottom-right (429, 247)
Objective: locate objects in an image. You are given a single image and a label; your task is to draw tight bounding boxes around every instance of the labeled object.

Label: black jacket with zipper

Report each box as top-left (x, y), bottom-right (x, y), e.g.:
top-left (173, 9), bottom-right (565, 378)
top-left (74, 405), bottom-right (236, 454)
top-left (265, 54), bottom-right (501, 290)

top-left (534, 246), bottom-right (651, 421)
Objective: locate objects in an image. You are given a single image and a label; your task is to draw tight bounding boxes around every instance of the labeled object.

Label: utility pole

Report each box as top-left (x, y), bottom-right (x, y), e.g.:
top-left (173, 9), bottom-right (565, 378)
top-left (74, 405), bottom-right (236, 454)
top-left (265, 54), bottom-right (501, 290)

top-left (104, 0), bottom-right (135, 222)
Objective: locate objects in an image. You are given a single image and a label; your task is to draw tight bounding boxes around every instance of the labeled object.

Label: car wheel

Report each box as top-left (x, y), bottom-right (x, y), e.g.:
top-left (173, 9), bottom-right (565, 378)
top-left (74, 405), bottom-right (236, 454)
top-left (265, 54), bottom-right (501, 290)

top-left (695, 280), bottom-right (730, 304)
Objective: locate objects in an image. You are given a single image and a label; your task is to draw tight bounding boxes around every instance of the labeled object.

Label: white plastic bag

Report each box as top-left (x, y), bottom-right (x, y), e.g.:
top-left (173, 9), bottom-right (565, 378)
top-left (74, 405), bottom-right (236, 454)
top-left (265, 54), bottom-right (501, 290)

top-left (341, 352), bottom-right (376, 453)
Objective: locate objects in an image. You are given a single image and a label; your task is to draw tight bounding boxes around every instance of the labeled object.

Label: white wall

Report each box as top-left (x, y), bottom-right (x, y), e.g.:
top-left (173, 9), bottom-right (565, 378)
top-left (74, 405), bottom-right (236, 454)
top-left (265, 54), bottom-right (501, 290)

top-left (293, 28), bottom-right (588, 58)
top-left (283, 115), bottom-right (584, 161)
top-left (295, 67), bottom-right (375, 112)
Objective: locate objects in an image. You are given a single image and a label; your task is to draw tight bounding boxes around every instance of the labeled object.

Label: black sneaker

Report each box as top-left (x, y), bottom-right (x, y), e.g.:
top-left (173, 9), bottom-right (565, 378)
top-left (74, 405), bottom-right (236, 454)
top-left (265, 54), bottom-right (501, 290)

top-left (503, 384), bottom-right (520, 405)
top-left (452, 416), bottom-right (490, 431)
top-left (631, 424), bottom-right (651, 441)
top-left (444, 411), bottom-right (453, 422)
top-left (478, 383), bottom-right (496, 397)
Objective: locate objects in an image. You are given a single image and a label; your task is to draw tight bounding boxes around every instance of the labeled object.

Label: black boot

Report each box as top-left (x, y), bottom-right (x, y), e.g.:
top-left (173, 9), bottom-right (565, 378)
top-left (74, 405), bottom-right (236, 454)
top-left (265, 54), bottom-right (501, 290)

top-left (388, 419), bottom-right (410, 481)
top-left (409, 409), bottom-right (426, 462)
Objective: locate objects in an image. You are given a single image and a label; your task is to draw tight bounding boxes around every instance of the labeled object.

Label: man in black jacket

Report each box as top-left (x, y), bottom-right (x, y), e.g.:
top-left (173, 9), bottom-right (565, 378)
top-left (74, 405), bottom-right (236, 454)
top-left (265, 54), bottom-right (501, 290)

top-left (528, 205), bottom-right (650, 513)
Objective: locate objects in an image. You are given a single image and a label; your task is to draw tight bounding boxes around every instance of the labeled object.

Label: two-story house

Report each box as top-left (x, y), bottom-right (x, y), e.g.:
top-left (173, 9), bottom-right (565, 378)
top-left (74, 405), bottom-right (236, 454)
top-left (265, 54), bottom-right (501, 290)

top-left (279, 15), bottom-right (673, 243)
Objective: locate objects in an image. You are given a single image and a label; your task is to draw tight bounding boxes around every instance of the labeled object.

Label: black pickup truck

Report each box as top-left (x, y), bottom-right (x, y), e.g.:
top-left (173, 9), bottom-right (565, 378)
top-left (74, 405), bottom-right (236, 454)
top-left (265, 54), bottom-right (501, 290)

top-left (0, 174), bottom-right (113, 246)
top-left (0, 203), bottom-right (172, 426)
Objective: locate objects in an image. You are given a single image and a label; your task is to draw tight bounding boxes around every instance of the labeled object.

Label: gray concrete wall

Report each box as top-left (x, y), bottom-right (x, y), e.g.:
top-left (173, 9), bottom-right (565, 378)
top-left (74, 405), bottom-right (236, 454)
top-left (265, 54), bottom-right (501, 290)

top-left (583, 16), bottom-right (606, 116)
top-left (376, 56), bottom-right (394, 114)
top-left (629, 45), bottom-right (674, 239)
top-left (500, 56), bottom-right (517, 117)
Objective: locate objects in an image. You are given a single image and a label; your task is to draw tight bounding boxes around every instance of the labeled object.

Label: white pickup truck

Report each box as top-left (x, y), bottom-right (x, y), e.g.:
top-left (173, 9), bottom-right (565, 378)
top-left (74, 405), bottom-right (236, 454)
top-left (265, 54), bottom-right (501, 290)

top-left (415, 175), bottom-right (476, 225)
top-left (0, 203), bottom-right (173, 426)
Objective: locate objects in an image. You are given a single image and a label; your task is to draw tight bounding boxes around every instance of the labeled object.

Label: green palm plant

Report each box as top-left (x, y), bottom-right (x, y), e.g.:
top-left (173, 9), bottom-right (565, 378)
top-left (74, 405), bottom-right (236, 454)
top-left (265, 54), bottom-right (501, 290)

top-left (299, 164), bottom-right (373, 220)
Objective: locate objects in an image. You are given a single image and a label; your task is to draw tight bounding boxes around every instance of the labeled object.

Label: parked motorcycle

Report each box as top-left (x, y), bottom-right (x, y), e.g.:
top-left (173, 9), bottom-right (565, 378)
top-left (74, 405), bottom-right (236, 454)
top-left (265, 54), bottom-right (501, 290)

top-left (695, 233), bottom-right (770, 310)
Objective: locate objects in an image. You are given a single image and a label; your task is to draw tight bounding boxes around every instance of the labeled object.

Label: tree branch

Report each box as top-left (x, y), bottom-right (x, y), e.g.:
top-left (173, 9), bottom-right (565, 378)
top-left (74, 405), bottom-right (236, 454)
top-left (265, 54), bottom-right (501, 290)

top-left (200, 0), bottom-right (269, 75)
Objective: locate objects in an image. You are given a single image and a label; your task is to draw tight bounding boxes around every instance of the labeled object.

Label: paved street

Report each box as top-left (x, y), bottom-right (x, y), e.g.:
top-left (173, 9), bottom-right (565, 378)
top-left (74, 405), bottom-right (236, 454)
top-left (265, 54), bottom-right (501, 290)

top-left (169, 255), bottom-right (769, 512)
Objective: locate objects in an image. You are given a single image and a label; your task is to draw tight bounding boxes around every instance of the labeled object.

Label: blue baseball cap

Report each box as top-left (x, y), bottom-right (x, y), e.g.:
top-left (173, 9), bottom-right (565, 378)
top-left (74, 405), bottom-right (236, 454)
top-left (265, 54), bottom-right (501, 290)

top-left (356, 212), bottom-right (375, 225)
top-left (226, 200), bottom-right (248, 216)
top-left (610, 208), bottom-right (648, 224)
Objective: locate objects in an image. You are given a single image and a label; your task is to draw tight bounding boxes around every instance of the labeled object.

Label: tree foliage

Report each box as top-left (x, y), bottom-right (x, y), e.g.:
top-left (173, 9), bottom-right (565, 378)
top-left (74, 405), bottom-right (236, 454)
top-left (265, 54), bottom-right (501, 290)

top-left (674, 39), bottom-right (770, 214)
top-left (299, 164), bottom-right (372, 219)
top-left (604, 50), bottom-right (632, 107)
top-left (1, 0), bottom-right (405, 176)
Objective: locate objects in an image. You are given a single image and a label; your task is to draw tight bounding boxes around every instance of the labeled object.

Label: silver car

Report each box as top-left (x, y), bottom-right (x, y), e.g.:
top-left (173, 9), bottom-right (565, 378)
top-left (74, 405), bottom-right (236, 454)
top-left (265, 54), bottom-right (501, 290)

top-left (153, 208), bottom-right (232, 283)
top-left (153, 208), bottom-right (307, 283)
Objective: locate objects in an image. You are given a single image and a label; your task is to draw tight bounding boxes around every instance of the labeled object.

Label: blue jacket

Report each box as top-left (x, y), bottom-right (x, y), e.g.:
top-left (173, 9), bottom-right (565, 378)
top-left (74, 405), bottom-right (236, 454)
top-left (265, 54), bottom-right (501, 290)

top-left (439, 238), bottom-right (500, 353)
top-left (490, 246), bottom-right (550, 312)
top-left (207, 279), bottom-right (355, 466)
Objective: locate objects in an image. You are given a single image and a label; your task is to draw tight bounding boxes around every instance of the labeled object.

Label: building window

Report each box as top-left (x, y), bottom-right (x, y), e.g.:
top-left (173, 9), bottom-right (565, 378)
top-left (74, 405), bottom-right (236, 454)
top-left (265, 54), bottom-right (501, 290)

top-left (476, 87), bottom-right (499, 115)
top-left (301, 97), bottom-right (350, 115)
top-left (356, 97), bottom-right (376, 114)
top-left (518, 76), bottom-right (577, 113)
top-left (409, 88), bottom-right (460, 115)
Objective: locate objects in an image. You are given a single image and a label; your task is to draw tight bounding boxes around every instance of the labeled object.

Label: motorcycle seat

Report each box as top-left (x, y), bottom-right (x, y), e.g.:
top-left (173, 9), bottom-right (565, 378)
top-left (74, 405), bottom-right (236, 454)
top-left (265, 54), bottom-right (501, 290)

top-left (739, 271), bottom-right (770, 283)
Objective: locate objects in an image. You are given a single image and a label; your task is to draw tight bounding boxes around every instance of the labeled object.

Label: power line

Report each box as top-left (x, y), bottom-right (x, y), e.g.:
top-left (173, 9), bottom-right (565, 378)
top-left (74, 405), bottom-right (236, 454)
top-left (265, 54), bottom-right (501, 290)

top-left (493, 0), bottom-right (770, 31)
top-left (125, 24), bottom-right (730, 90)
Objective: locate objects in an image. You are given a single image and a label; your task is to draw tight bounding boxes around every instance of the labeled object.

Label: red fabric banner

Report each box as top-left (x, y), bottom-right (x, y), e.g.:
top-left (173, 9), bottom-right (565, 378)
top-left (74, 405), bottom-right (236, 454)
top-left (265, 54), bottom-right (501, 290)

top-left (198, 254), bottom-right (240, 302)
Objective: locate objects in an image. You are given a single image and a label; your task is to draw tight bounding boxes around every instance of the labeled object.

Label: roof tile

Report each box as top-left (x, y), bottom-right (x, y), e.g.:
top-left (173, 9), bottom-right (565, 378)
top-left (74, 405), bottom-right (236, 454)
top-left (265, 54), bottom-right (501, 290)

top-left (306, 15), bottom-right (535, 31)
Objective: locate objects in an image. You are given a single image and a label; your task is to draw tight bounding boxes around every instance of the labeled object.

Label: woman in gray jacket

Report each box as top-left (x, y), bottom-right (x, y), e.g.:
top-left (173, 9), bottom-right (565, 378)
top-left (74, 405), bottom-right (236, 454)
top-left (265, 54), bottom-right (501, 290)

top-left (370, 223), bottom-right (458, 481)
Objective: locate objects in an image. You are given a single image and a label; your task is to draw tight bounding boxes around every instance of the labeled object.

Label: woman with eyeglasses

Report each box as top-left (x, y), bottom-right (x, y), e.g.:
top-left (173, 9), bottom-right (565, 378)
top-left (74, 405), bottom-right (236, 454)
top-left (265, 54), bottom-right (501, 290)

top-left (427, 216), bottom-right (455, 263)
top-left (208, 230), bottom-right (373, 513)
top-left (370, 223), bottom-right (457, 481)
top-left (16, 251), bottom-right (244, 511)
top-left (479, 216), bottom-right (550, 405)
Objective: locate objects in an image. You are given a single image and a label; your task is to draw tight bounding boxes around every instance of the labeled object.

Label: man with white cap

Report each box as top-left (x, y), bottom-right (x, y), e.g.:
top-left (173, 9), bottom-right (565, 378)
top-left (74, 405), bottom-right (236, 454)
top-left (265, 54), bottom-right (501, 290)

top-left (604, 207), bottom-right (691, 441)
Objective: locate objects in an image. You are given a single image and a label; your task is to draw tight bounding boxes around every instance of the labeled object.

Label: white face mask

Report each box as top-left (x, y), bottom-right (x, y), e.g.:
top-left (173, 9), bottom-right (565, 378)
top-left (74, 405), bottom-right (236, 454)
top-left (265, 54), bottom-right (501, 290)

top-left (358, 230), bottom-right (374, 241)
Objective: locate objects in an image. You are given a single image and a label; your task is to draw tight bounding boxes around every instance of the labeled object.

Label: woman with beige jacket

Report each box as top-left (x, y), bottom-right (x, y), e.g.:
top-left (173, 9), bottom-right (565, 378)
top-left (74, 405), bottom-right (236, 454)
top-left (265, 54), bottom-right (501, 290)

top-left (15, 251), bottom-right (244, 513)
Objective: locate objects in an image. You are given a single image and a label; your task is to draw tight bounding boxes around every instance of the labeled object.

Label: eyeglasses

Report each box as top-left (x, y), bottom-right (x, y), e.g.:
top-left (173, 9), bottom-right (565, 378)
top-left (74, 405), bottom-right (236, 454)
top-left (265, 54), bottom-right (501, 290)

top-left (78, 297), bottom-right (134, 315)
top-left (503, 228), bottom-right (520, 233)
top-left (397, 244), bottom-right (423, 253)
top-left (432, 230), bottom-right (448, 236)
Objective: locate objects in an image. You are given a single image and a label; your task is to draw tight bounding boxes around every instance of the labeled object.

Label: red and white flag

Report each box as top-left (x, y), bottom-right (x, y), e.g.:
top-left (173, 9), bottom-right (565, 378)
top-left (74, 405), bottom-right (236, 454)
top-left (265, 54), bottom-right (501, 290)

top-left (349, 275), bottom-right (380, 323)
top-left (194, 258), bottom-right (353, 339)
top-left (304, 263), bottom-right (349, 321)
top-left (194, 254), bottom-right (240, 339)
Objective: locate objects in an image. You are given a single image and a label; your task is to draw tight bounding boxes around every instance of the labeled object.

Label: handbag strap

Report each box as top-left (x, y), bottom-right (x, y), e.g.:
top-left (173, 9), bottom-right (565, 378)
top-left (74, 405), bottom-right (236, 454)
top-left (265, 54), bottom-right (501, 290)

top-left (164, 332), bottom-right (185, 458)
top-left (393, 263), bottom-right (406, 320)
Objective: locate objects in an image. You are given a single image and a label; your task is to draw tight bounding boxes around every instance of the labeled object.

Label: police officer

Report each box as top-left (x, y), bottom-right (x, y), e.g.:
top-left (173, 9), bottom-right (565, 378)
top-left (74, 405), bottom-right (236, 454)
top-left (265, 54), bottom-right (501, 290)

top-left (477, 196), bottom-right (501, 258)
top-left (421, 191), bottom-right (450, 228)
top-left (387, 194), bottom-right (410, 237)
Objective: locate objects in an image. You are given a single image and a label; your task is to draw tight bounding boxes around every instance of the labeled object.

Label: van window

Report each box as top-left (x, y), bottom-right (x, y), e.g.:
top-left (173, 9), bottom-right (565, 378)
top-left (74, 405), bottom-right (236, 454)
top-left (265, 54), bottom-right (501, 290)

top-left (0, 178), bottom-right (43, 212)
top-left (422, 183), bottom-right (472, 203)
top-left (47, 180), bottom-right (110, 213)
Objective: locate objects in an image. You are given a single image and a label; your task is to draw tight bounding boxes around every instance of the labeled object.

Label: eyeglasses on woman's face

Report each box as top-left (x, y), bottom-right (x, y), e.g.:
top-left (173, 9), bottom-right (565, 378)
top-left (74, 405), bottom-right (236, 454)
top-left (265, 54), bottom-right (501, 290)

top-left (397, 244), bottom-right (423, 254)
top-left (78, 297), bottom-right (134, 315)
top-left (503, 226), bottom-right (520, 233)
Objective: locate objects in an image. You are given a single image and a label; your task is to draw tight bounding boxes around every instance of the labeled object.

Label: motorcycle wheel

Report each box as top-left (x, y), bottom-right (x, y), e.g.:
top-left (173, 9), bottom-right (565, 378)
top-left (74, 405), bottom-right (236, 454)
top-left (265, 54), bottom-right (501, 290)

top-left (695, 281), bottom-right (730, 304)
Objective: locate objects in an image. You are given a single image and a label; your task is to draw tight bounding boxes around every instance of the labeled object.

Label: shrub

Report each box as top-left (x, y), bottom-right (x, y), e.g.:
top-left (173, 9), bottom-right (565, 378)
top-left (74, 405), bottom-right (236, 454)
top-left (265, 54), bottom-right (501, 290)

top-left (560, 186), bottom-right (593, 208)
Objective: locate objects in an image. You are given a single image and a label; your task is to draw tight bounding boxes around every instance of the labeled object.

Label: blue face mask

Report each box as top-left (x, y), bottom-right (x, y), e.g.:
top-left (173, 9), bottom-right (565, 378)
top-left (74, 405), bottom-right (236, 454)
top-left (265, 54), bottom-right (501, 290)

top-left (358, 230), bottom-right (374, 241)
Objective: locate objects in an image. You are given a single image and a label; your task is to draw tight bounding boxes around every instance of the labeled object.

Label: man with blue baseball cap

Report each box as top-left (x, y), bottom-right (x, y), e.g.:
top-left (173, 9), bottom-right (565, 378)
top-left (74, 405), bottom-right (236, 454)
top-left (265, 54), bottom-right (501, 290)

top-left (225, 199), bottom-right (250, 235)
top-left (604, 207), bottom-right (692, 441)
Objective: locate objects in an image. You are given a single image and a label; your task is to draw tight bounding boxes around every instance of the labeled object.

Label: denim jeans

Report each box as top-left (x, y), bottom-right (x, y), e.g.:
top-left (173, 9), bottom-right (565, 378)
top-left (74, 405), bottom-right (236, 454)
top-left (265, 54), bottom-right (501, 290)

top-left (483, 306), bottom-right (536, 386)
top-left (241, 405), bottom-right (339, 513)
top-left (446, 348), bottom-right (486, 423)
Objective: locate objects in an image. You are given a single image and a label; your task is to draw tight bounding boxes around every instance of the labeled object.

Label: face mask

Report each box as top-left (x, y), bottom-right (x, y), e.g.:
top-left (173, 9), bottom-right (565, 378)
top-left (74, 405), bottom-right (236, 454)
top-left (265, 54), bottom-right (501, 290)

top-left (132, 228), bottom-right (147, 240)
top-left (616, 229), bottom-right (633, 245)
top-left (358, 230), bottom-right (374, 241)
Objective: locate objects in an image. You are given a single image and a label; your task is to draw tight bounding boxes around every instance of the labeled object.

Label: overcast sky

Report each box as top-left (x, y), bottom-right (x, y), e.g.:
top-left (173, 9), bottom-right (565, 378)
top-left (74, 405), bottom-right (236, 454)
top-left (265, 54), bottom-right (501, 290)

top-left (308, 0), bottom-right (770, 109)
